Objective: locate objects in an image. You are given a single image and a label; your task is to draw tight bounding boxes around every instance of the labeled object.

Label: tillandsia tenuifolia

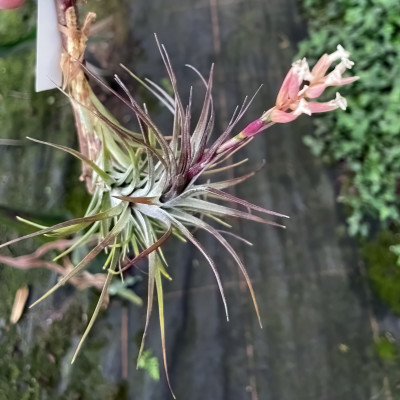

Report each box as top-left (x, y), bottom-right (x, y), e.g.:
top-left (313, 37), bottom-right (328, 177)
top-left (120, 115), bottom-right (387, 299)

top-left (0, 4), bottom-right (358, 396)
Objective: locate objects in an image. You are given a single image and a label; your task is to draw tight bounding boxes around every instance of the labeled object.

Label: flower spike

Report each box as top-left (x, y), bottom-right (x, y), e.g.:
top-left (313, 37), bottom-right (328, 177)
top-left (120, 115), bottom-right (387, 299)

top-left (217, 44), bottom-right (358, 154)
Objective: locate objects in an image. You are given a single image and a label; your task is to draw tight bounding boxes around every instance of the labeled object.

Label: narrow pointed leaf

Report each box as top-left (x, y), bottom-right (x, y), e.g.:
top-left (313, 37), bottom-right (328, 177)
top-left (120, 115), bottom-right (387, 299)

top-left (138, 205), bottom-right (230, 321)
top-left (29, 205), bottom-right (129, 308)
top-left (27, 137), bottom-right (114, 186)
top-left (71, 247), bottom-right (120, 363)
top-left (172, 210), bottom-right (262, 327)
top-left (155, 265), bottom-right (176, 398)
top-left (0, 204), bottom-right (124, 250)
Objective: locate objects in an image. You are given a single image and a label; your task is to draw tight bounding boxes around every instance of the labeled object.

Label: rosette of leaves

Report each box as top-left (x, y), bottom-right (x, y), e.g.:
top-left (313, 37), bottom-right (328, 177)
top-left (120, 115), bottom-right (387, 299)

top-left (0, 35), bottom-right (287, 394)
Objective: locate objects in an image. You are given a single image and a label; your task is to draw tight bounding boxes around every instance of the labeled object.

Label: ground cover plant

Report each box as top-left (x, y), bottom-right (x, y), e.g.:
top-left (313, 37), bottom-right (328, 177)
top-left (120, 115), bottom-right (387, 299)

top-left (298, 0), bottom-right (400, 237)
top-left (298, 0), bottom-right (400, 361)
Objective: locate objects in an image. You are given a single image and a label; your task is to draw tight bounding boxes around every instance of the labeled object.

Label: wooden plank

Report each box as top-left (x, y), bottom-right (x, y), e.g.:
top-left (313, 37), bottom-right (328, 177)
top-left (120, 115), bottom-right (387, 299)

top-left (125, 0), bottom-right (385, 399)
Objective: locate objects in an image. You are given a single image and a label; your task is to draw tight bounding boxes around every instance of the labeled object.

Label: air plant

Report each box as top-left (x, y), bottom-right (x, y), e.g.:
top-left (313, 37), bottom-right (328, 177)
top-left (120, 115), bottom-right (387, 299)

top-left (0, 5), bottom-right (358, 397)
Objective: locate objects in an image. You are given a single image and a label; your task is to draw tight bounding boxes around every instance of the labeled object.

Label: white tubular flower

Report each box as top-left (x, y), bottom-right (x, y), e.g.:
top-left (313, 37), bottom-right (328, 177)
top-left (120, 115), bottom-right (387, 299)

top-left (334, 58), bottom-right (355, 76)
top-left (340, 58), bottom-right (354, 69)
top-left (325, 68), bottom-right (343, 85)
top-left (324, 57), bottom-right (355, 85)
top-left (331, 92), bottom-right (347, 110)
top-left (328, 44), bottom-right (351, 62)
top-left (292, 58), bottom-right (313, 82)
top-left (293, 98), bottom-right (312, 116)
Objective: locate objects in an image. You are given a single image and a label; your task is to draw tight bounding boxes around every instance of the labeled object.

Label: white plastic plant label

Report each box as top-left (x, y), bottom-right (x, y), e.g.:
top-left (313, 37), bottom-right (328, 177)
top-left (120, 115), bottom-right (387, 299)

top-left (35, 0), bottom-right (62, 92)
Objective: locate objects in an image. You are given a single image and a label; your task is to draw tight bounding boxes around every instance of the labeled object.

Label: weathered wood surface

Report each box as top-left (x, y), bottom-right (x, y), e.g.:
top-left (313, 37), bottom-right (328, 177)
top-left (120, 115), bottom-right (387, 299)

top-left (0, 0), bottom-right (391, 399)
top-left (123, 0), bottom-right (387, 399)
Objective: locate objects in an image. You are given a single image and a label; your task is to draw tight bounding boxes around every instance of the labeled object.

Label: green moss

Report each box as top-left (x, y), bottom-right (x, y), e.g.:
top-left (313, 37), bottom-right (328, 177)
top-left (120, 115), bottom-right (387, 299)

top-left (0, 295), bottom-right (125, 400)
top-left (63, 159), bottom-right (92, 217)
top-left (363, 230), bottom-right (400, 314)
top-left (375, 335), bottom-right (399, 364)
top-left (0, 50), bottom-right (74, 142)
top-left (0, 266), bottom-right (40, 318)
top-left (0, 301), bottom-right (74, 399)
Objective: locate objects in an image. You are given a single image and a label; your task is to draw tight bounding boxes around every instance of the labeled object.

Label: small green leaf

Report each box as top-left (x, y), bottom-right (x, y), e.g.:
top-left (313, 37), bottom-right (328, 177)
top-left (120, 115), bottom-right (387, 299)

top-left (137, 350), bottom-right (160, 381)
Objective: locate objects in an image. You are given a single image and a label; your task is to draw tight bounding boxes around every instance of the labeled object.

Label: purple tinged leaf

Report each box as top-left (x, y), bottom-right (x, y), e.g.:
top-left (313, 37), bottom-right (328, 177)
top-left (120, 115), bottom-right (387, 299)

top-left (205, 188), bottom-right (289, 219)
top-left (166, 198), bottom-right (287, 228)
top-left (120, 64), bottom-right (175, 114)
top-left (202, 157), bottom-right (249, 175)
top-left (205, 171), bottom-right (256, 190)
top-left (120, 227), bottom-right (172, 273)
top-left (136, 204), bottom-right (230, 321)
top-left (216, 230), bottom-right (253, 246)
top-left (204, 85), bottom-right (263, 162)
top-left (171, 210), bottom-right (262, 328)
top-left (82, 64), bottom-right (175, 174)
top-left (186, 64), bottom-right (214, 159)
top-left (113, 74), bottom-right (175, 174)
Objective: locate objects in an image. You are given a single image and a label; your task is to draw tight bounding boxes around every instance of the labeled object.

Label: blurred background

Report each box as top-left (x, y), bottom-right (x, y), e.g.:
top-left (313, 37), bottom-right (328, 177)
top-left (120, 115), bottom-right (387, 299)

top-left (0, 0), bottom-right (399, 399)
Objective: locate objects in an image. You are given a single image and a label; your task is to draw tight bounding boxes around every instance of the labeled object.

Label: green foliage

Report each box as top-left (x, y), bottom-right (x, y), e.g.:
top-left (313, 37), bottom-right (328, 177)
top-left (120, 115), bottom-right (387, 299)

top-left (363, 230), bottom-right (400, 314)
top-left (0, 298), bottom-right (124, 400)
top-left (0, 1), bottom-right (36, 51)
top-left (0, 1), bottom-right (73, 143)
top-left (298, 0), bottom-right (400, 236)
top-left (108, 276), bottom-right (143, 306)
top-left (0, 47), bottom-right (72, 144)
top-left (137, 349), bottom-right (160, 381)
top-left (375, 335), bottom-right (399, 363)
